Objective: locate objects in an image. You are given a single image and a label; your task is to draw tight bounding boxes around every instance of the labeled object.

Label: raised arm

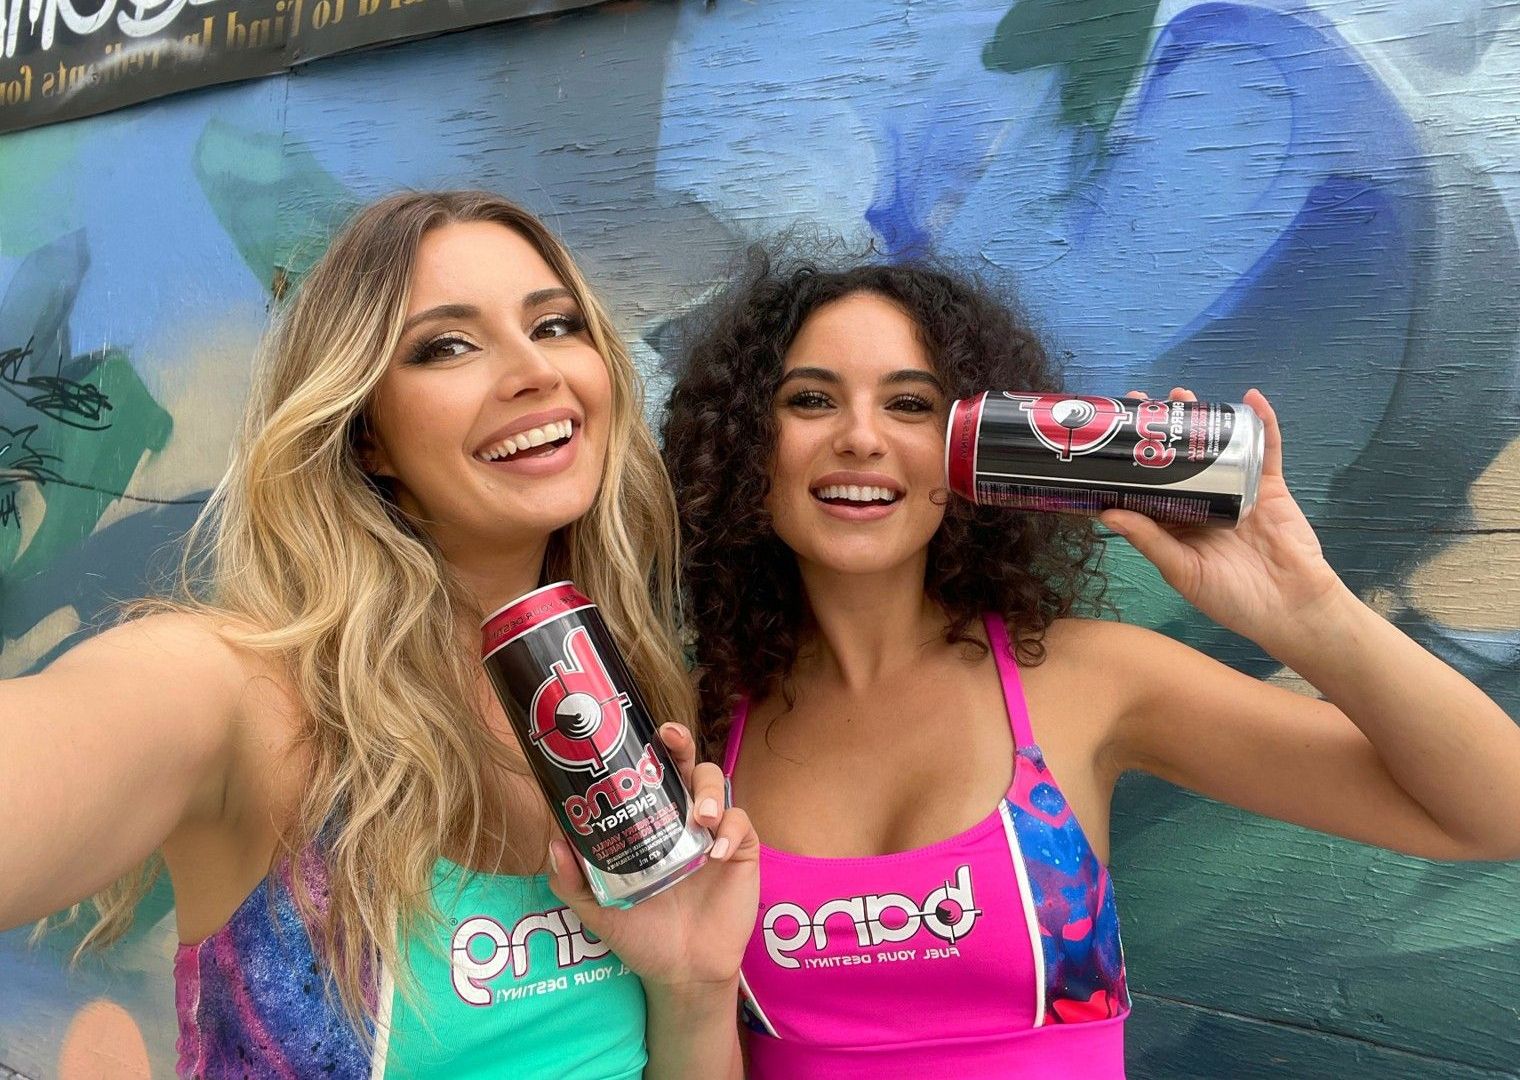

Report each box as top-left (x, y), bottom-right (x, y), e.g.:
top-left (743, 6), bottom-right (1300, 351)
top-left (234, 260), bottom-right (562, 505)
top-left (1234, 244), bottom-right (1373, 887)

top-left (1104, 616), bottom-right (1520, 861)
top-left (1100, 388), bottom-right (1520, 862)
top-left (0, 613), bottom-right (248, 928)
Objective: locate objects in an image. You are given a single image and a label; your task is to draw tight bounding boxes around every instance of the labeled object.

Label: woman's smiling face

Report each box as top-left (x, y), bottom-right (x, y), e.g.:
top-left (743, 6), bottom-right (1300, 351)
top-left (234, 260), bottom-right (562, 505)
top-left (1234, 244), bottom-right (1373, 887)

top-left (364, 220), bottom-right (613, 549)
top-left (765, 291), bottom-right (950, 577)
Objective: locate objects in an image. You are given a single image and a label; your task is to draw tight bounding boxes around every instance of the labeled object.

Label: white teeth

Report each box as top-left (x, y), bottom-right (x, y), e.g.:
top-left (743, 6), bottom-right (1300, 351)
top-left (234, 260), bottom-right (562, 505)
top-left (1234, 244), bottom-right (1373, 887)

top-left (813, 484), bottom-right (900, 503)
top-left (480, 419), bottom-right (574, 460)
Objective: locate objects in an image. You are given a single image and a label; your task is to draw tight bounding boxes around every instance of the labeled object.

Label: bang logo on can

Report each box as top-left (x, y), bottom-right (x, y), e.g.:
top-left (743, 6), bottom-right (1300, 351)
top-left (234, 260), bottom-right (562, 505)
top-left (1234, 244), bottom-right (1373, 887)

top-left (1021, 395), bottom-right (1132, 461)
top-left (528, 626), bottom-right (631, 776)
top-left (482, 582), bottom-right (710, 907)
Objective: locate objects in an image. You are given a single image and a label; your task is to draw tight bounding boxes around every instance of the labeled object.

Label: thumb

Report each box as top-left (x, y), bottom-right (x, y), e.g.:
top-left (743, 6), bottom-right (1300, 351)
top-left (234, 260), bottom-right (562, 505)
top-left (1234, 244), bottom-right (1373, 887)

top-left (545, 838), bottom-right (603, 925)
top-left (1099, 510), bottom-right (1192, 587)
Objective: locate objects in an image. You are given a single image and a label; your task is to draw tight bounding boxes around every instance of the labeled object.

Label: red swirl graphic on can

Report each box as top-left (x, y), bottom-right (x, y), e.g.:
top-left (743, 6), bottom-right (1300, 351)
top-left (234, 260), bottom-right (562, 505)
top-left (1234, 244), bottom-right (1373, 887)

top-left (1013, 392), bottom-right (1132, 461)
top-left (528, 626), bottom-right (632, 776)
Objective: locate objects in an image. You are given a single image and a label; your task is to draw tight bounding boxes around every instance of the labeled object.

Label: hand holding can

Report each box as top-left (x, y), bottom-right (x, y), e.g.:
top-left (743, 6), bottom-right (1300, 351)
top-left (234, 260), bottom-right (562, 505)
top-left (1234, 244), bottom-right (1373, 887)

top-left (944, 391), bottom-right (1264, 527)
top-left (481, 582), bottom-right (712, 907)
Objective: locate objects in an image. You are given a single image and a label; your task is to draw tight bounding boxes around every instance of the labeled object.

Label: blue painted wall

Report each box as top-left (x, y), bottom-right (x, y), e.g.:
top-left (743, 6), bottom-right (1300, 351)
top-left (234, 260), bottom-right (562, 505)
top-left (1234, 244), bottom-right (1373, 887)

top-left (2, 1), bottom-right (1517, 1075)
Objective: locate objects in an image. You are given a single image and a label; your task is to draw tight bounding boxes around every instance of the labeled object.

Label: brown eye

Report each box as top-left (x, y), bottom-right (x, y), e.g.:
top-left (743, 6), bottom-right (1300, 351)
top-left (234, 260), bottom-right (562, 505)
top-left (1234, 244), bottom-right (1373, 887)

top-left (406, 336), bottom-right (475, 365)
top-left (786, 390), bottom-right (833, 409)
top-left (531, 314), bottom-right (587, 340)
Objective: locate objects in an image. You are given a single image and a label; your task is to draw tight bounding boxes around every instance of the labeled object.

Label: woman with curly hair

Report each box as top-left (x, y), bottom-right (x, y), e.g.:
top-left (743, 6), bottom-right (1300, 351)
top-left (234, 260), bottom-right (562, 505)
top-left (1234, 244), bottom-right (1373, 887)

top-left (661, 249), bottom-right (1520, 1078)
top-left (0, 191), bottom-right (758, 1078)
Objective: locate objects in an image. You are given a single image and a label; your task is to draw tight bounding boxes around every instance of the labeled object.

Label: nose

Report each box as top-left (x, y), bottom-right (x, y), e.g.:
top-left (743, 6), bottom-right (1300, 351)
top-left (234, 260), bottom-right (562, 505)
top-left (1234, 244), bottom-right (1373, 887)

top-left (832, 403), bottom-right (888, 460)
top-left (491, 334), bottom-right (564, 401)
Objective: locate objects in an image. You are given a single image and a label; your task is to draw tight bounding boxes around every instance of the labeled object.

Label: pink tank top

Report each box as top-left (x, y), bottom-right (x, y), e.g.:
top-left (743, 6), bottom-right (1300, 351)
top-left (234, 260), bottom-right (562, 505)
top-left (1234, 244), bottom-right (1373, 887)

top-left (722, 614), bottom-right (1129, 1078)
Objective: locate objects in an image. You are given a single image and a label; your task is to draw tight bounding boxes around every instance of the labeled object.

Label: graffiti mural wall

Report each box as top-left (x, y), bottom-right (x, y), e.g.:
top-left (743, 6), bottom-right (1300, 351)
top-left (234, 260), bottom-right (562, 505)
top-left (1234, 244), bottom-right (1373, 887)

top-left (1, 1), bottom-right (1516, 1076)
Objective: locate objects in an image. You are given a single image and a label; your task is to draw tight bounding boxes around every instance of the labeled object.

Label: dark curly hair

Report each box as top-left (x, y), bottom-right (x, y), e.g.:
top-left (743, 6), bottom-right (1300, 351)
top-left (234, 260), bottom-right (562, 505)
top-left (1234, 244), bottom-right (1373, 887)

top-left (662, 242), bottom-right (1107, 760)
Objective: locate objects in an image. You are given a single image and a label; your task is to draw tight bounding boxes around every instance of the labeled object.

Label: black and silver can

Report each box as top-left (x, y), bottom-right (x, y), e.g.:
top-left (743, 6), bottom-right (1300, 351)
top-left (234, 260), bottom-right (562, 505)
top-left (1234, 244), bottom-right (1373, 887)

top-left (481, 581), bottom-right (711, 907)
top-left (946, 392), bottom-right (1264, 527)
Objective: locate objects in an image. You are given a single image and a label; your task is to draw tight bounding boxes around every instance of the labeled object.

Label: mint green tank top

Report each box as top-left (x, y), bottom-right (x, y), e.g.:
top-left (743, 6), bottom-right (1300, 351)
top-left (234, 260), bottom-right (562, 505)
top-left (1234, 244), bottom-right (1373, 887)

top-left (375, 859), bottom-right (647, 1078)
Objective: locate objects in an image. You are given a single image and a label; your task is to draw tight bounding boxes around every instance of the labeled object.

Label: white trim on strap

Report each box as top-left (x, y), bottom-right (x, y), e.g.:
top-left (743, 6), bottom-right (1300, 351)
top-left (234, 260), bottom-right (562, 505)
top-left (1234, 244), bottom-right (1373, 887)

top-left (738, 968), bottom-right (780, 1038)
top-left (369, 962), bottom-right (396, 1079)
top-left (999, 800), bottom-right (1046, 1028)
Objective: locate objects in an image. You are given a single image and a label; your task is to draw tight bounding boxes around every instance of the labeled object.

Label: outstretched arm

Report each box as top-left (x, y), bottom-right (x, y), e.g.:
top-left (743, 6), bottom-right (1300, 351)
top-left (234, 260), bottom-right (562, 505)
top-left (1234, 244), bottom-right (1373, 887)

top-left (0, 614), bottom-right (246, 928)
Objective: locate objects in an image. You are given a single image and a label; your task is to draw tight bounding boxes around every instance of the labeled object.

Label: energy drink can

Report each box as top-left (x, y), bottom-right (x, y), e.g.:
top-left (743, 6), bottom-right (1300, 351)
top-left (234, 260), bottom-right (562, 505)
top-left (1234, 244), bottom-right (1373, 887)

top-left (481, 581), bottom-right (711, 907)
top-left (945, 392), bottom-right (1264, 527)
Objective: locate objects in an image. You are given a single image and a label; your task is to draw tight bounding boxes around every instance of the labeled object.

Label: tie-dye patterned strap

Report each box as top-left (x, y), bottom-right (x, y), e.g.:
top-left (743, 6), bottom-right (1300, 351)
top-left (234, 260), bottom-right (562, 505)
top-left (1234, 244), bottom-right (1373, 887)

top-left (173, 849), bottom-right (372, 1079)
top-left (1005, 746), bottom-right (1130, 1026)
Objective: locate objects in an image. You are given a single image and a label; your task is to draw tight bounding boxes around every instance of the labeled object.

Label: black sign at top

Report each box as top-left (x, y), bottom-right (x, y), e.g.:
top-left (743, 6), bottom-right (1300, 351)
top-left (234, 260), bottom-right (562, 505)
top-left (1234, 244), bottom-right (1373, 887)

top-left (0, 0), bottom-right (607, 134)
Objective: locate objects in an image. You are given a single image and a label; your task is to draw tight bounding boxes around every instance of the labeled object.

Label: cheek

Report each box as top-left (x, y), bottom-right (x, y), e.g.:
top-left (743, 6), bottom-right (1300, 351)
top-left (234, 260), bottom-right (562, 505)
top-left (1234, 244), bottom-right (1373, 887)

top-left (368, 374), bottom-right (476, 483)
top-left (917, 499), bottom-right (949, 537)
top-left (770, 422), bottom-right (819, 488)
top-left (763, 435), bottom-right (810, 519)
top-left (568, 347), bottom-right (613, 408)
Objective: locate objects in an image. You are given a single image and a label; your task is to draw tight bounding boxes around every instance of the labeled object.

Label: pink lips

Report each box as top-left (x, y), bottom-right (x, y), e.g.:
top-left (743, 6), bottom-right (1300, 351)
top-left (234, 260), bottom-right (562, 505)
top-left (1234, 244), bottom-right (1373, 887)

top-left (473, 408), bottom-right (582, 479)
top-left (815, 498), bottom-right (899, 522)
top-left (809, 471), bottom-right (905, 523)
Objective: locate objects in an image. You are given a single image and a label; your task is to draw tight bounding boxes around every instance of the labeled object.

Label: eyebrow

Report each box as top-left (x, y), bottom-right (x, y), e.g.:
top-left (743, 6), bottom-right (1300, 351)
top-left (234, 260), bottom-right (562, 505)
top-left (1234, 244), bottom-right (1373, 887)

top-left (777, 366), bottom-right (945, 393)
top-left (523, 286), bottom-right (575, 308)
top-left (399, 288), bottom-right (578, 336)
top-left (401, 303), bottom-right (479, 336)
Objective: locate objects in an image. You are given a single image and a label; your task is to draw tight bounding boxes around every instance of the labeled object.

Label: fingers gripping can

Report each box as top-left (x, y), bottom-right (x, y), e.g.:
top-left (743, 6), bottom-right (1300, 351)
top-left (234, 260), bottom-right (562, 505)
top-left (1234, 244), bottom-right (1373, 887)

top-left (945, 392), bottom-right (1264, 527)
top-left (481, 581), bottom-right (711, 907)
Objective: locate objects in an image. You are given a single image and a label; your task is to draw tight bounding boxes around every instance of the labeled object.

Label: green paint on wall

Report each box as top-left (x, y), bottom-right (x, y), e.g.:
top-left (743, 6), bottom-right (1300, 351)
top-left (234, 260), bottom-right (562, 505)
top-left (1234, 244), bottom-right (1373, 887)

top-left (1112, 774), bottom-right (1520, 1071)
top-left (4, 350), bottom-right (172, 581)
top-left (1129, 993), bottom-right (1518, 1079)
top-left (1098, 535), bottom-right (1198, 628)
top-left (0, 125), bottom-right (81, 257)
top-left (983, 0), bottom-right (1162, 154)
top-left (194, 119), bottom-right (357, 293)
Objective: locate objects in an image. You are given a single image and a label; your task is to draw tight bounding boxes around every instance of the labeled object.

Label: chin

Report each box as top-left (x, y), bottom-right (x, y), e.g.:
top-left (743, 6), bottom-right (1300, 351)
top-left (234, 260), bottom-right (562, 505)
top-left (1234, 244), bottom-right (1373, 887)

top-left (524, 496), bottom-right (599, 535)
top-left (473, 487), bottom-right (599, 542)
top-left (803, 545), bottom-right (919, 578)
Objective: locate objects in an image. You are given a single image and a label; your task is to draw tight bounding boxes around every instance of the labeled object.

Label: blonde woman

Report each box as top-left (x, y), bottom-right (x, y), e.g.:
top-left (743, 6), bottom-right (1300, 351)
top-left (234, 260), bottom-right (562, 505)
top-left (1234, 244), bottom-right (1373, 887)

top-left (0, 191), bottom-right (757, 1078)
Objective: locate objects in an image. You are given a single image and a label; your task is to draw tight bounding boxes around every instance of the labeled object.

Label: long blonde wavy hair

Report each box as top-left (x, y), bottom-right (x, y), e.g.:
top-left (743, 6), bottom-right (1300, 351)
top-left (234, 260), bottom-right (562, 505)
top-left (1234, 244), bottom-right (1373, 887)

top-left (67, 190), bottom-right (695, 1034)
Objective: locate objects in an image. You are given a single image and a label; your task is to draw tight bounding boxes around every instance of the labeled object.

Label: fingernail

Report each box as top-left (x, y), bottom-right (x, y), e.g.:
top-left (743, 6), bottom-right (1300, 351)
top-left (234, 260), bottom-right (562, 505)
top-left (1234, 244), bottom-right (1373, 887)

top-left (547, 842), bottom-right (560, 875)
top-left (661, 722), bottom-right (686, 739)
top-left (711, 837), bottom-right (731, 860)
top-left (1106, 520), bottom-right (1128, 537)
top-left (699, 798), bottom-right (718, 822)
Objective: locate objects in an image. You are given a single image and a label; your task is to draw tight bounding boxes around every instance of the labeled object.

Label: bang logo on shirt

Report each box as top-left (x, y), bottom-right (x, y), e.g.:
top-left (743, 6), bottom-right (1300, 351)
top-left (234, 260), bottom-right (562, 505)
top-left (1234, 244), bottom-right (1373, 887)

top-left (762, 865), bottom-right (980, 969)
top-left (451, 909), bottom-right (614, 1007)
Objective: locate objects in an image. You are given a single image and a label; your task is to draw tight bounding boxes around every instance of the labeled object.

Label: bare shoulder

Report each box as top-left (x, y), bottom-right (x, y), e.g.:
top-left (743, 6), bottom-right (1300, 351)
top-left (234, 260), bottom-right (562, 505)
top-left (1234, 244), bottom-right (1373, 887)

top-left (1045, 616), bottom-right (1206, 664)
top-left (52, 610), bottom-right (264, 682)
top-left (42, 610), bottom-right (299, 736)
top-left (1024, 616), bottom-right (1206, 721)
top-left (1035, 616), bottom-right (1181, 673)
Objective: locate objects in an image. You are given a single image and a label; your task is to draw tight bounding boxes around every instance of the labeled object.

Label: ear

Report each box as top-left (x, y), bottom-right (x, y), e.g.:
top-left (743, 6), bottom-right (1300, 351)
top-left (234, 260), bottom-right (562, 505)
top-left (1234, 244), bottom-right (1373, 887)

top-left (352, 415), bottom-right (396, 480)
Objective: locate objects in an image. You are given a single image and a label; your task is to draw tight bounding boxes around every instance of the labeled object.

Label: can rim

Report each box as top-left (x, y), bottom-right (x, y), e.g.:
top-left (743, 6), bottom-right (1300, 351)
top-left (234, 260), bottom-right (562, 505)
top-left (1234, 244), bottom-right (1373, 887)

top-left (479, 579), bottom-right (577, 629)
top-left (943, 401), bottom-right (956, 497)
top-left (943, 391), bottom-right (986, 501)
top-left (1236, 402), bottom-right (1265, 523)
